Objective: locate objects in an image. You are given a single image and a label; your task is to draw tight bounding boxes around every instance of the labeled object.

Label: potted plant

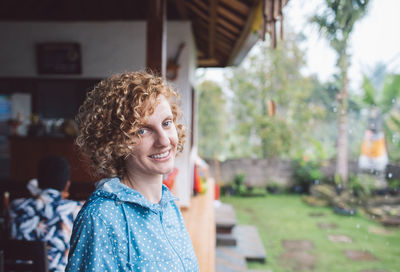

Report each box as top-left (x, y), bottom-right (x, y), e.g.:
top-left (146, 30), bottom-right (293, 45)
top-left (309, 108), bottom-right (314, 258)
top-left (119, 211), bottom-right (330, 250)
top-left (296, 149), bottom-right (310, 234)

top-left (266, 181), bottom-right (282, 194)
top-left (293, 158), bottom-right (323, 194)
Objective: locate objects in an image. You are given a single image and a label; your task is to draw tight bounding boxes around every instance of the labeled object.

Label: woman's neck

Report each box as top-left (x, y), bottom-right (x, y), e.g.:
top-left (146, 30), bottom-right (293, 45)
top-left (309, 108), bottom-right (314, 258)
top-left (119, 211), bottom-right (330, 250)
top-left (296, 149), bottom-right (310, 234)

top-left (121, 171), bottom-right (163, 204)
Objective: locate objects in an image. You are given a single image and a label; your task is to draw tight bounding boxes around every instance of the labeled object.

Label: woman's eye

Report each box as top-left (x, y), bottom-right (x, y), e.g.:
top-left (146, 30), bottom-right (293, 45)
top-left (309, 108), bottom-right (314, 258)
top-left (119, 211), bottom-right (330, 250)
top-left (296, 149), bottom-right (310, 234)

top-left (138, 128), bottom-right (148, 135)
top-left (163, 120), bottom-right (173, 127)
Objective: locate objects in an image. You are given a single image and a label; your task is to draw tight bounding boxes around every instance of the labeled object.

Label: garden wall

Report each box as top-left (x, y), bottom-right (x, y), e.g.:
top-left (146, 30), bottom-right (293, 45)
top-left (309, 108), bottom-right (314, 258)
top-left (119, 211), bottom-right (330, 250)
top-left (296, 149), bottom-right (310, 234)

top-left (206, 158), bottom-right (294, 188)
top-left (206, 158), bottom-right (361, 188)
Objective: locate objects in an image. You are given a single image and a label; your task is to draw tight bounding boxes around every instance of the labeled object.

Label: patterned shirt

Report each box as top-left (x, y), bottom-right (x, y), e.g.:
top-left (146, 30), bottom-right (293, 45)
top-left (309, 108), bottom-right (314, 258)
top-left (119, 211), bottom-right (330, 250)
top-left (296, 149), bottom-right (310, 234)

top-left (9, 189), bottom-right (83, 272)
top-left (66, 177), bottom-right (199, 272)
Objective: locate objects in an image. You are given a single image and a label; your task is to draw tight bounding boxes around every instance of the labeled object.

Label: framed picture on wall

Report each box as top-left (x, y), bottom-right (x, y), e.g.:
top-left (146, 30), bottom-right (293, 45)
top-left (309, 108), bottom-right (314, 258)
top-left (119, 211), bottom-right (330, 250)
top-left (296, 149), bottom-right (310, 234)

top-left (36, 42), bottom-right (82, 74)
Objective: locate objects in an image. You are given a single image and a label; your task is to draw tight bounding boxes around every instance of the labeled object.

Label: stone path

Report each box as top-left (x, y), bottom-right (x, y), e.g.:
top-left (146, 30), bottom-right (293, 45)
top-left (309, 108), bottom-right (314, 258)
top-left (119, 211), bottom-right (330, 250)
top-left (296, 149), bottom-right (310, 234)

top-left (233, 225), bottom-right (266, 263)
top-left (327, 234), bottom-right (353, 243)
top-left (217, 202), bottom-right (390, 272)
top-left (216, 202), bottom-right (237, 233)
top-left (308, 212), bottom-right (325, 217)
top-left (317, 222), bottom-right (338, 229)
top-left (216, 203), bottom-right (266, 272)
top-left (282, 239), bottom-right (315, 251)
top-left (216, 246), bottom-right (247, 272)
top-left (279, 240), bottom-right (316, 271)
top-left (344, 250), bottom-right (379, 261)
top-left (319, 221), bottom-right (383, 272)
top-left (368, 226), bottom-right (394, 236)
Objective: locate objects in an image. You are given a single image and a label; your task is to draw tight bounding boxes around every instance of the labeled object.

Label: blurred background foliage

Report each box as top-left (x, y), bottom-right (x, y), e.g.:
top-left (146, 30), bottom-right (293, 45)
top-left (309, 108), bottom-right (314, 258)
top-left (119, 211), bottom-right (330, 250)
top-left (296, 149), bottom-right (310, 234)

top-left (196, 29), bottom-right (400, 165)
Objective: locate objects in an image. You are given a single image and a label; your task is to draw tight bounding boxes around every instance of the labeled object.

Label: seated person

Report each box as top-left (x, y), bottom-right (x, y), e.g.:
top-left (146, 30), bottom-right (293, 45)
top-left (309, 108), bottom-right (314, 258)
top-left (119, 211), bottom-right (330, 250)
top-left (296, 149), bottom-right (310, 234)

top-left (9, 156), bottom-right (83, 272)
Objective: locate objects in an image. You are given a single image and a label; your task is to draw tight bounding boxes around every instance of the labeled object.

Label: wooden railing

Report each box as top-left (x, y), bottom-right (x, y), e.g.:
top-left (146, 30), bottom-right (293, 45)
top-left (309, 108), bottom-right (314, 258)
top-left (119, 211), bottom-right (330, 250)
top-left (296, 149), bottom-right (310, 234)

top-left (181, 178), bottom-right (215, 272)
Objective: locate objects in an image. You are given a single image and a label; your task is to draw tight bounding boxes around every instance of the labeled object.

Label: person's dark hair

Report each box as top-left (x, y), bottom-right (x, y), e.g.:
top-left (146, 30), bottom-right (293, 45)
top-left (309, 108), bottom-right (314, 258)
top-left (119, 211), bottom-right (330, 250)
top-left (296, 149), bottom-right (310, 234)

top-left (37, 156), bottom-right (70, 191)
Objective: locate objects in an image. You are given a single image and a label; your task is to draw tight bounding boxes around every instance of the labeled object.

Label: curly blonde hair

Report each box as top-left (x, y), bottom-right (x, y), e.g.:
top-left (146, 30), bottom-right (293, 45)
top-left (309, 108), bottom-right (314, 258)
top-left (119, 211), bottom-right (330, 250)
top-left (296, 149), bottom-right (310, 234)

top-left (76, 71), bottom-right (185, 177)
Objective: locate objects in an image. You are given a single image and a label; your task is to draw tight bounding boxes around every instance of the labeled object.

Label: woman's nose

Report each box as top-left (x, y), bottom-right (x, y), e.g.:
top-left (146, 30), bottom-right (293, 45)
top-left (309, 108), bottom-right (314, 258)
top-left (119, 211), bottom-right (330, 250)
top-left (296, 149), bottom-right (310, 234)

top-left (155, 129), bottom-right (170, 146)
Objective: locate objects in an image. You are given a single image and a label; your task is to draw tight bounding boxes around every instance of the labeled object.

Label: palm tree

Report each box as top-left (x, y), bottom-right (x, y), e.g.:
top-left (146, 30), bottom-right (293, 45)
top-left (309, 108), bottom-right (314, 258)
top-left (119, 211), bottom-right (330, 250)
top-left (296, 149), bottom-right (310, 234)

top-left (311, 0), bottom-right (371, 186)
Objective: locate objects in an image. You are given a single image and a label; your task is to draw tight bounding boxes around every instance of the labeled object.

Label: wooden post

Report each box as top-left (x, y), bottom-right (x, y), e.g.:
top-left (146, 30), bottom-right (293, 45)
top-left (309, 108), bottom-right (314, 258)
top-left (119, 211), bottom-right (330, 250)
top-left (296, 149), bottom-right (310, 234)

top-left (209, 0), bottom-right (217, 58)
top-left (146, 0), bottom-right (167, 77)
top-left (214, 158), bottom-right (221, 185)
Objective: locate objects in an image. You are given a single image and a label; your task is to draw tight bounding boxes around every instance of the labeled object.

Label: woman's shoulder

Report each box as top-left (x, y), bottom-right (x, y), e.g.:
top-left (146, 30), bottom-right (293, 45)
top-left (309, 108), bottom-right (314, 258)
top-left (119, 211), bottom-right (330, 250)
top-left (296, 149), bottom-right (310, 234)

top-left (79, 192), bottom-right (116, 217)
top-left (77, 188), bottom-right (135, 227)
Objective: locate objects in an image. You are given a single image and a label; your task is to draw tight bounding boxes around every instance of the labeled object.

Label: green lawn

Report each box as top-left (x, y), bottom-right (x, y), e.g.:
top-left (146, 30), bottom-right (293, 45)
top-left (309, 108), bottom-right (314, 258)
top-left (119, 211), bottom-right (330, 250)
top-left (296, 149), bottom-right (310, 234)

top-left (221, 194), bottom-right (400, 272)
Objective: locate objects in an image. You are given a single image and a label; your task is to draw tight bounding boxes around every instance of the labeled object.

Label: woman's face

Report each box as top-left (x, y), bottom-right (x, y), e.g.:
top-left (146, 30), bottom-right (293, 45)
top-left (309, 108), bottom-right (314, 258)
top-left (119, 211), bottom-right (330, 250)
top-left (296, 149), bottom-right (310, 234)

top-left (125, 95), bottom-right (178, 177)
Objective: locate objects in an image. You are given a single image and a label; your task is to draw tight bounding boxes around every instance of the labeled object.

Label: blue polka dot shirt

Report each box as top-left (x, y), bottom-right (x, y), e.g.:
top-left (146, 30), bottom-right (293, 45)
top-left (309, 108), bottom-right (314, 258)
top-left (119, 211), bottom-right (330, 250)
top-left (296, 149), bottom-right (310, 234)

top-left (66, 177), bottom-right (199, 271)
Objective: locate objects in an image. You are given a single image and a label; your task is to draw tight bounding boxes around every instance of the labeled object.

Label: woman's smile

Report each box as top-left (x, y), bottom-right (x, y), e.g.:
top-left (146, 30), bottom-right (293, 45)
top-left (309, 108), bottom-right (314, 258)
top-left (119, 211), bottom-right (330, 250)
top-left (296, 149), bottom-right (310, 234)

top-left (149, 149), bottom-right (171, 160)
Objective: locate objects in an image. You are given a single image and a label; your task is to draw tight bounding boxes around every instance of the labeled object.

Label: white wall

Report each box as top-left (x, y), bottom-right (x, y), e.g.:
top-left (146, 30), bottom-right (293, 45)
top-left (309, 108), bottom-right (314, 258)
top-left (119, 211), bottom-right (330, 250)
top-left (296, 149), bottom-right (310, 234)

top-left (0, 21), bottom-right (196, 206)
top-left (0, 22), bottom-right (146, 77)
top-left (166, 22), bottom-right (196, 207)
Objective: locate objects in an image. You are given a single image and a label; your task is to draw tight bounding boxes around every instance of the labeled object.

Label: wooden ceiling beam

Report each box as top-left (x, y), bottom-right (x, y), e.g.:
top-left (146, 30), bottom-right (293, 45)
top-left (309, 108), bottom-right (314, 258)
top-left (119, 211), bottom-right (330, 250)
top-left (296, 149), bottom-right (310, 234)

top-left (198, 41), bottom-right (227, 59)
top-left (197, 50), bottom-right (205, 58)
top-left (215, 34), bottom-right (233, 50)
top-left (217, 25), bottom-right (236, 41)
top-left (176, 0), bottom-right (188, 19)
top-left (198, 45), bottom-right (228, 67)
top-left (193, 18), bottom-right (209, 33)
top-left (217, 4), bottom-right (245, 26)
top-left (186, 1), bottom-right (208, 22)
top-left (197, 33), bottom-right (231, 52)
top-left (194, 17), bottom-right (235, 44)
top-left (0, 0), bottom-right (290, 67)
top-left (209, 0), bottom-right (217, 58)
top-left (193, 13), bottom-right (235, 42)
top-left (208, 38), bottom-right (231, 52)
top-left (198, 58), bottom-right (219, 67)
top-left (220, 0), bottom-right (249, 16)
top-left (227, 0), bottom-right (259, 65)
top-left (192, 0), bottom-right (208, 12)
top-left (217, 16), bottom-right (240, 34)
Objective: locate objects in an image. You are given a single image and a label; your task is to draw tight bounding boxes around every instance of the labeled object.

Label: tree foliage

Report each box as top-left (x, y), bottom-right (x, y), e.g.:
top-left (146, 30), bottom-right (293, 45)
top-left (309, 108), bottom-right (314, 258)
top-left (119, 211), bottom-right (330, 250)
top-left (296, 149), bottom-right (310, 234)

top-left (361, 64), bottom-right (400, 114)
top-left (226, 32), bottom-right (326, 159)
top-left (311, 0), bottom-right (370, 76)
top-left (197, 80), bottom-right (228, 159)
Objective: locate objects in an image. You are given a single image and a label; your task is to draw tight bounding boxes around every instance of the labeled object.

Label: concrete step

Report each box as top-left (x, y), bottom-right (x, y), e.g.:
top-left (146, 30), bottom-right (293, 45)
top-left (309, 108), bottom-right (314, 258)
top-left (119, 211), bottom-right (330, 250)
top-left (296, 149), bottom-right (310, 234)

top-left (217, 233), bottom-right (237, 246)
top-left (234, 225), bottom-right (267, 263)
top-left (216, 246), bottom-right (247, 272)
top-left (215, 202), bottom-right (237, 234)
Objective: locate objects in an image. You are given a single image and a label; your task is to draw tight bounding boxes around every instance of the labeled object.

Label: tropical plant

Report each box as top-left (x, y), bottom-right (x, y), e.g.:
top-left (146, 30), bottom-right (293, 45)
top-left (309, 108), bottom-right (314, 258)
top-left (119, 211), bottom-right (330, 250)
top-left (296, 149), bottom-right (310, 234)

top-left (348, 174), bottom-right (375, 197)
top-left (233, 172), bottom-right (246, 195)
top-left (293, 157), bottom-right (323, 194)
top-left (361, 72), bottom-right (400, 161)
top-left (388, 178), bottom-right (400, 194)
top-left (310, 0), bottom-right (371, 185)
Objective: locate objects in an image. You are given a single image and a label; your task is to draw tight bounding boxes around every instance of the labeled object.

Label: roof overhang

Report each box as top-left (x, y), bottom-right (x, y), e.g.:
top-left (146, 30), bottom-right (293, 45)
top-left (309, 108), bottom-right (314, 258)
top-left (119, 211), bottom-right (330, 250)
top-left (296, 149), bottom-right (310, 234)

top-left (0, 0), bottom-right (289, 67)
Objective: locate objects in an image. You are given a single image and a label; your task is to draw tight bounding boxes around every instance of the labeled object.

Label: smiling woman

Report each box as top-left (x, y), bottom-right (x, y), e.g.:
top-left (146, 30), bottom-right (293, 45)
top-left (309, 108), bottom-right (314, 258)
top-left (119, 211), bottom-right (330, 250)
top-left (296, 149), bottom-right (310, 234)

top-left (123, 96), bottom-right (180, 202)
top-left (66, 71), bottom-right (199, 271)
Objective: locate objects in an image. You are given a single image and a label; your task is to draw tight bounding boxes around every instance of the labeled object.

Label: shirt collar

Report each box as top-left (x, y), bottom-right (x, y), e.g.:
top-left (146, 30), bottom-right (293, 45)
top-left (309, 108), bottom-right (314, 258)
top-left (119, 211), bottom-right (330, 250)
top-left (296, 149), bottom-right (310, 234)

top-left (95, 177), bottom-right (178, 212)
top-left (40, 188), bottom-right (62, 201)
